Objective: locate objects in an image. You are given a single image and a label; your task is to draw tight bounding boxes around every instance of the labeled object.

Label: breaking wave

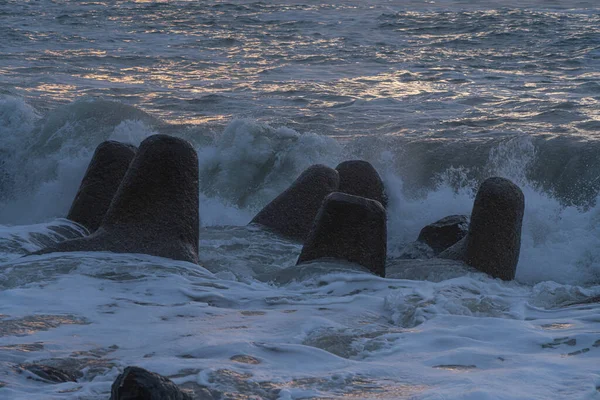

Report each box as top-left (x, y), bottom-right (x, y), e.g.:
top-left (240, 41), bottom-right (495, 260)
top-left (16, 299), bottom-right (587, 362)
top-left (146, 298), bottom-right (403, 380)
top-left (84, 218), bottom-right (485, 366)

top-left (1, 95), bottom-right (600, 285)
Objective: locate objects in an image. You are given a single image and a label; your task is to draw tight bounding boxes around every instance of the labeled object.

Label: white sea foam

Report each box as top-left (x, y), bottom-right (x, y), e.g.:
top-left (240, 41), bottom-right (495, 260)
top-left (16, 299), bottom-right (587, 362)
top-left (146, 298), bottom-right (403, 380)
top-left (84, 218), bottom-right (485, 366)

top-left (197, 119), bottom-right (343, 210)
top-left (0, 250), bottom-right (598, 399)
top-left (0, 97), bottom-right (159, 225)
top-left (0, 95), bottom-right (39, 140)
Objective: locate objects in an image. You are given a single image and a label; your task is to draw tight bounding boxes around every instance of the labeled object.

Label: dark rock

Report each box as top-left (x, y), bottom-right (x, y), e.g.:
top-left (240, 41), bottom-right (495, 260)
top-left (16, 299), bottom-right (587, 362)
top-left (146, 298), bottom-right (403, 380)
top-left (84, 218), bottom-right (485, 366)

top-left (250, 164), bottom-right (339, 241)
top-left (33, 135), bottom-right (199, 263)
top-left (417, 215), bottom-right (468, 254)
top-left (297, 192), bottom-right (387, 277)
top-left (67, 141), bottom-right (137, 232)
top-left (110, 366), bottom-right (192, 400)
top-left (18, 363), bottom-right (78, 384)
top-left (440, 177), bottom-right (524, 280)
top-left (336, 160), bottom-right (387, 207)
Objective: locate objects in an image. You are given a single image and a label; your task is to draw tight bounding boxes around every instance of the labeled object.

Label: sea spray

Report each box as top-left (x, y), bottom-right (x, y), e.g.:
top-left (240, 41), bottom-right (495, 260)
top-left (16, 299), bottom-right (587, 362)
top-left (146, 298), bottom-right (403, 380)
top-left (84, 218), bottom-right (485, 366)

top-left (197, 119), bottom-right (343, 210)
top-left (0, 98), bottom-right (159, 225)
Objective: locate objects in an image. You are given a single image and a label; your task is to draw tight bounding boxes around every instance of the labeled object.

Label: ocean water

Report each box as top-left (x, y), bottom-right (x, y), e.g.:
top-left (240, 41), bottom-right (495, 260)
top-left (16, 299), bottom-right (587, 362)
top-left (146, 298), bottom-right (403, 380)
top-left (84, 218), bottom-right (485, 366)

top-left (1, 0), bottom-right (600, 398)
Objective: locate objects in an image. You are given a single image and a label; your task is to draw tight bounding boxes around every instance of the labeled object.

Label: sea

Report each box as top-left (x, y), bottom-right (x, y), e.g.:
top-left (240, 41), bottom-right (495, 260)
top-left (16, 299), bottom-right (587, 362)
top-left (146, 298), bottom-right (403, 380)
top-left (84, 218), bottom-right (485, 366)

top-left (1, 0), bottom-right (600, 398)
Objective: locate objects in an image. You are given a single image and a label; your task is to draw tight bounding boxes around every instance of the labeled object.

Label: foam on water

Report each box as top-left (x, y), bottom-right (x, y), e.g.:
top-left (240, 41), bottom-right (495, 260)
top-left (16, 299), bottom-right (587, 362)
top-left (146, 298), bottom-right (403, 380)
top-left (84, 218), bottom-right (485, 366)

top-left (2, 0), bottom-right (600, 396)
top-left (0, 250), bottom-right (598, 399)
top-left (0, 97), bottom-right (599, 398)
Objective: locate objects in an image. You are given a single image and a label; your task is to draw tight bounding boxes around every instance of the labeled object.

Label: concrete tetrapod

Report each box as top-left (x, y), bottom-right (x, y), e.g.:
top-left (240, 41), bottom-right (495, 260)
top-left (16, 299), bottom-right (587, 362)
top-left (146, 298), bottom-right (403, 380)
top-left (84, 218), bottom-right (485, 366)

top-left (33, 135), bottom-right (199, 263)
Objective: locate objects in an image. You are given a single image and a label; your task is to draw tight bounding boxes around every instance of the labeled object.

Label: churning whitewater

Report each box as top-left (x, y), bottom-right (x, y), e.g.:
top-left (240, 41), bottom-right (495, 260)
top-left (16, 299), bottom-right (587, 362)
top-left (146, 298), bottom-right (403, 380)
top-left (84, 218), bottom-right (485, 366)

top-left (1, 0), bottom-right (600, 399)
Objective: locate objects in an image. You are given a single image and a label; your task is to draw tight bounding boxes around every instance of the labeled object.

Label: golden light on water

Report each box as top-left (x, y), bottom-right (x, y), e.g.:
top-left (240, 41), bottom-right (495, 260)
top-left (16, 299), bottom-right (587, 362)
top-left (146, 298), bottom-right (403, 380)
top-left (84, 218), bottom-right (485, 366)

top-left (432, 364), bottom-right (477, 372)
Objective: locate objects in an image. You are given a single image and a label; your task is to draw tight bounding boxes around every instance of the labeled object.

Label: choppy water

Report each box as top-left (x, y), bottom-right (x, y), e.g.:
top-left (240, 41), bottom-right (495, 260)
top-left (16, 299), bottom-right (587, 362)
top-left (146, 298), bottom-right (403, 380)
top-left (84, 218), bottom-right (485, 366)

top-left (1, 0), bottom-right (600, 399)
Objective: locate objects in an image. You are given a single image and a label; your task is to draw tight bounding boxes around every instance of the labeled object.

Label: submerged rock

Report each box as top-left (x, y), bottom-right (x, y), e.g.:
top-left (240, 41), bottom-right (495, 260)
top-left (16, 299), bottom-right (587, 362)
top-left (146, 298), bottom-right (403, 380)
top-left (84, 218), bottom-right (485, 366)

top-left (269, 259), bottom-right (371, 285)
top-left (297, 192), bottom-right (387, 277)
top-left (250, 164), bottom-right (339, 241)
top-left (67, 141), bottom-right (137, 232)
top-left (438, 236), bottom-right (466, 261)
top-left (417, 215), bottom-right (468, 255)
top-left (110, 366), bottom-right (192, 400)
top-left (397, 241), bottom-right (435, 260)
top-left (565, 295), bottom-right (600, 307)
top-left (335, 160), bottom-right (387, 207)
top-left (18, 363), bottom-right (78, 384)
top-left (386, 258), bottom-right (476, 282)
top-left (440, 177), bottom-right (524, 280)
top-left (33, 135), bottom-right (200, 263)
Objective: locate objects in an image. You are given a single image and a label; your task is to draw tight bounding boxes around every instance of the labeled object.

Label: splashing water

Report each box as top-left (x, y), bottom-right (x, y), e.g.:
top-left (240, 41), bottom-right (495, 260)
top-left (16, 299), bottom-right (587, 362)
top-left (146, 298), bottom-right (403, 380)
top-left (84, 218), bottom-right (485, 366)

top-left (2, 1), bottom-right (600, 398)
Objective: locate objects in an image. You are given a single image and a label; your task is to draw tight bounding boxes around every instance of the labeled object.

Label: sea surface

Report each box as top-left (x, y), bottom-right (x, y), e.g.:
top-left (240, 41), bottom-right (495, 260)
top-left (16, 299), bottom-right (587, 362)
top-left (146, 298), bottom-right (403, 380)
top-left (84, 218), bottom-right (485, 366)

top-left (1, 0), bottom-right (600, 398)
